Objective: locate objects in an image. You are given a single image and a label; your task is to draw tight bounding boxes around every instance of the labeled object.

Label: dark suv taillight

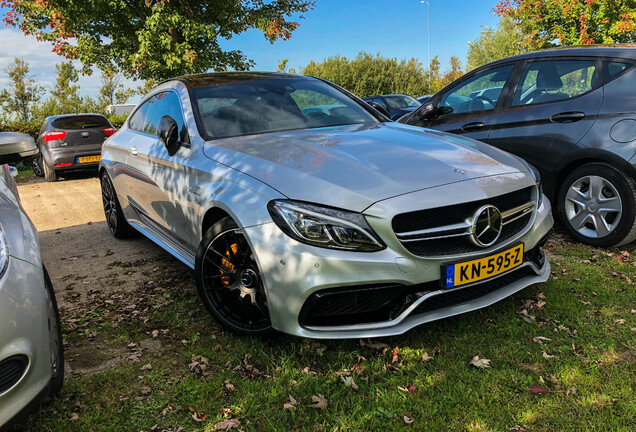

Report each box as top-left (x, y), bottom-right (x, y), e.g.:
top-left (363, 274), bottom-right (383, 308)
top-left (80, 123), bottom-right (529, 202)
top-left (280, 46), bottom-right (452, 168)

top-left (43, 130), bottom-right (67, 142)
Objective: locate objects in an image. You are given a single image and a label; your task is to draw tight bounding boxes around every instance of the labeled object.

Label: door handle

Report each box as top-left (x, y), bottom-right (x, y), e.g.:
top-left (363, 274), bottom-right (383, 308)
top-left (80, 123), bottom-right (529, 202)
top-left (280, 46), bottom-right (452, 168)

top-left (460, 122), bottom-right (485, 132)
top-left (127, 146), bottom-right (138, 156)
top-left (550, 112), bottom-right (585, 123)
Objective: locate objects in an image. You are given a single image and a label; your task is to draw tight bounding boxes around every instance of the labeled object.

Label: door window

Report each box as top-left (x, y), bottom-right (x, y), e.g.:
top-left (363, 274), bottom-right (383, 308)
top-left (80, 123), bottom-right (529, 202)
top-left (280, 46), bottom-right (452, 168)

top-left (512, 60), bottom-right (596, 106)
top-left (603, 61), bottom-right (633, 82)
top-left (439, 65), bottom-right (513, 115)
top-left (130, 91), bottom-right (187, 142)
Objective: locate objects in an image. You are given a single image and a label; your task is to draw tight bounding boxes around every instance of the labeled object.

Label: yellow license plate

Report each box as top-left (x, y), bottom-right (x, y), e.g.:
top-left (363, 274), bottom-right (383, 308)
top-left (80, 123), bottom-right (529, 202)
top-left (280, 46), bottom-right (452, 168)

top-left (443, 244), bottom-right (524, 288)
top-left (77, 155), bottom-right (100, 163)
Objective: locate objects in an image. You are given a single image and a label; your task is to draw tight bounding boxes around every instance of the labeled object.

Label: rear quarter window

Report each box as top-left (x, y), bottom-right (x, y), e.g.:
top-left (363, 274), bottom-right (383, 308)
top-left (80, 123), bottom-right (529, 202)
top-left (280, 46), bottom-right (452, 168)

top-left (603, 61), bottom-right (634, 83)
top-left (51, 115), bottom-right (110, 129)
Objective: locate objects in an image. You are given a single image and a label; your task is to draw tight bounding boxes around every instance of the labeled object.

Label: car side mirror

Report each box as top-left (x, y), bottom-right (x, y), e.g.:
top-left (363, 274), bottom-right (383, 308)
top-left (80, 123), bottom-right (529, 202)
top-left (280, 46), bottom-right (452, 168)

top-left (157, 115), bottom-right (180, 156)
top-left (367, 102), bottom-right (391, 119)
top-left (0, 132), bottom-right (38, 164)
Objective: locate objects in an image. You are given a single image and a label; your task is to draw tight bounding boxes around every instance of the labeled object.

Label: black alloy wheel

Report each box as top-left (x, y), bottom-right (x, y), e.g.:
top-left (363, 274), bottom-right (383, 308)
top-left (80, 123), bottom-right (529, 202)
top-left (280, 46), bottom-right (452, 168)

top-left (100, 172), bottom-right (133, 238)
top-left (195, 217), bottom-right (273, 335)
top-left (32, 156), bottom-right (44, 177)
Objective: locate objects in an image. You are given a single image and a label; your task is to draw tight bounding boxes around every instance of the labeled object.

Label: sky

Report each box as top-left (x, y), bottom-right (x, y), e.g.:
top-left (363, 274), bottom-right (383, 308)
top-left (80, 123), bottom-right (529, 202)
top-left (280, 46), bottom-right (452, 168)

top-left (0, 0), bottom-right (500, 103)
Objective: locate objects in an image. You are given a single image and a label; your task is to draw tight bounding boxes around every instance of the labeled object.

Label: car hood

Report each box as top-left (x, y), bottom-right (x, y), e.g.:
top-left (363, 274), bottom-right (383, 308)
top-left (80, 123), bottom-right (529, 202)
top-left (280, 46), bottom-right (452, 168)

top-left (202, 122), bottom-right (529, 211)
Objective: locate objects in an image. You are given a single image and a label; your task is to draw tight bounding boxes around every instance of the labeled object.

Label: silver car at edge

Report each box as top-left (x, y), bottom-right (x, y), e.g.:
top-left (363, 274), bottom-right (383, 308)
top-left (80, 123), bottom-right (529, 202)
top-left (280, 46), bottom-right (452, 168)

top-left (0, 133), bottom-right (64, 428)
top-left (99, 72), bottom-right (553, 339)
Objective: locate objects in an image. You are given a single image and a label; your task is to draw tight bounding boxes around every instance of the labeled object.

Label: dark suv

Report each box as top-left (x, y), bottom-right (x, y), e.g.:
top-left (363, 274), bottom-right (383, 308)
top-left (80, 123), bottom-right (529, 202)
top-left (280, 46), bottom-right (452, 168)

top-left (32, 114), bottom-right (117, 182)
top-left (400, 46), bottom-right (636, 247)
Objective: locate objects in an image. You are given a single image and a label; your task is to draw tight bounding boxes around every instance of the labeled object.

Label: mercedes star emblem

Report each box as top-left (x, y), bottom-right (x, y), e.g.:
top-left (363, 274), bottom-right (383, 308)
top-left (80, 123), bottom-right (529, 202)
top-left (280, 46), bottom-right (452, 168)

top-left (470, 205), bottom-right (503, 247)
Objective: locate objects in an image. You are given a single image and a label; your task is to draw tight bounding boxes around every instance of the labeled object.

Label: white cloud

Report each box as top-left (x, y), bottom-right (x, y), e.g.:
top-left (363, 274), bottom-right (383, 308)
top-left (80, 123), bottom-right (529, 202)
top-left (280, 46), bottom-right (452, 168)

top-left (0, 28), bottom-right (139, 101)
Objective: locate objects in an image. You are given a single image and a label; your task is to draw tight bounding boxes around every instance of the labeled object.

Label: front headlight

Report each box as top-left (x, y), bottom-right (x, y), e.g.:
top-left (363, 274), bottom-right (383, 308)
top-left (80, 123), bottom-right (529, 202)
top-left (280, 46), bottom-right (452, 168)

top-left (267, 200), bottom-right (386, 251)
top-left (0, 223), bottom-right (8, 279)
top-left (528, 163), bottom-right (543, 207)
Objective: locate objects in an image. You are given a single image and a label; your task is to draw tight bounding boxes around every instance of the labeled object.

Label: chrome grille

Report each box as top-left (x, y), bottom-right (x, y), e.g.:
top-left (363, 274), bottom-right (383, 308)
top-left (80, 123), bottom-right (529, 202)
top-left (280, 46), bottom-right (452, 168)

top-left (392, 186), bottom-right (535, 257)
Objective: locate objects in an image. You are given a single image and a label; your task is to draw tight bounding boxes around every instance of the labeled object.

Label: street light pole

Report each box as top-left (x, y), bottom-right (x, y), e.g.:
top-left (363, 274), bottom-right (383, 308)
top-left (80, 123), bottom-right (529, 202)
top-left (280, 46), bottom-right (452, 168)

top-left (420, 1), bottom-right (431, 92)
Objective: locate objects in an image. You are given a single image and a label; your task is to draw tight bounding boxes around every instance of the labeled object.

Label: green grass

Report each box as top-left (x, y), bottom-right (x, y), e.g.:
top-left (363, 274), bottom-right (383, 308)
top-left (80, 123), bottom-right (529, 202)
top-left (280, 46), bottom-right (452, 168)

top-left (19, 233), bottom-right (636, 431)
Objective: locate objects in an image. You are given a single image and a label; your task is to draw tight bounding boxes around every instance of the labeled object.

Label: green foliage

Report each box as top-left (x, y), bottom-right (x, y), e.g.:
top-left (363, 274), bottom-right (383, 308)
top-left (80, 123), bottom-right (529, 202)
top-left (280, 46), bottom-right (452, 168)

top-left (0, 118), bottom-right (41, 138)
top-left (0, 58), bottom-right (44, 122)
top-left (3, 0), bottom-right (315, 81)
top-left (99, 70), bottom-right (134, 106)
top-left (495, 0), bottom-right (636, 49)
top-left (107, 113), bottom-right (130, 129)
top-left (467, 17), bottom-right (527, 71)
top-left (301, 52), bottom-right (465, 97)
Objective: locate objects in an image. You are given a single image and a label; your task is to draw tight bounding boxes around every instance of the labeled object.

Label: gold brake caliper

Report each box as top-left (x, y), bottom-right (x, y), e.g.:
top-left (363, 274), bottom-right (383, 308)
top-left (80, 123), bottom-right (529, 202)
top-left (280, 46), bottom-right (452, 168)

top-left (221, 243), bottom-right (239, 287)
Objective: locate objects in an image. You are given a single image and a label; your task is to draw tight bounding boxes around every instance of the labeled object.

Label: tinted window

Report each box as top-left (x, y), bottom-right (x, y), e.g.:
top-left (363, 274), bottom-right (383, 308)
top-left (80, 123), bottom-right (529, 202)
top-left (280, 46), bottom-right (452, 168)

top-left (51, 115), bottom-right (110, 129)
top-left (383, 95), bottom-right (420, 109)
top-left (604, 61), bottom-right (633, 82)
top-left (192, 78), bottom-right (378, 139)
top-left (512, 60), bottom-right (596, 106)
top-left (440, 65), bottom-right (513, 115)
top-left (130, 92), bottom-right (186, 140)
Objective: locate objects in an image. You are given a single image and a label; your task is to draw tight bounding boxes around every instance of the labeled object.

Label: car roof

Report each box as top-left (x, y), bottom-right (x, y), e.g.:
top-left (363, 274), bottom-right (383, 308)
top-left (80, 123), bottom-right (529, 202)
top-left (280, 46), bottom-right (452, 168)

top-left (485, 44), bottom-right (636, 66)
top-left (45, 113), bottom-right (108, 122)
top-left (161, 71), bottom-right (316, 89)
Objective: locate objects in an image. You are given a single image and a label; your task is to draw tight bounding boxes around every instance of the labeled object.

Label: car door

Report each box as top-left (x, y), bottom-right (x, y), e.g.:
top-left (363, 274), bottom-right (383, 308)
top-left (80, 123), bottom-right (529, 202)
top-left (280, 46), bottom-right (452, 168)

top-left (486, 58), bottom-right (603, 184)
top-left (126, 91), bottom-right (195, 248)
top-left (411, 64), bottom-right (517, 142)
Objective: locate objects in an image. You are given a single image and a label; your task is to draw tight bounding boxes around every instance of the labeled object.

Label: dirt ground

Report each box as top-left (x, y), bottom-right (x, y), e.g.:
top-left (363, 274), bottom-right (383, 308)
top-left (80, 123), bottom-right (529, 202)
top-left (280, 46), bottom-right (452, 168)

top-left (17, 174), bottom-right (194, 375)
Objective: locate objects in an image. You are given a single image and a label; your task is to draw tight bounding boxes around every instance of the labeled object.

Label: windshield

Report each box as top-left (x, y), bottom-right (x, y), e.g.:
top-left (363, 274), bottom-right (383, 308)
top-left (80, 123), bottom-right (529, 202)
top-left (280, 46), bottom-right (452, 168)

top-left (191, 78), bottom-right (378, 139)
top-left (51, 115), bottom-right (110, 129)
top-left (383, 95), bottom-right (421, 109)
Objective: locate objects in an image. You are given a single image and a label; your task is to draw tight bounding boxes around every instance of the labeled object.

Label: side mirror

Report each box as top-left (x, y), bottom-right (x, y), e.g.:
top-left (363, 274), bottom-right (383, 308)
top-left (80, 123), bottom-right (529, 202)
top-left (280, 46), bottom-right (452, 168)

top-left (0, 132), bottom-right (38, 164)
top-left (367, 102), bottom-right (391, 118)
top-left (157, 115), bottom-right (180, 156)
top-left (416, 103), bottom-right (438, 121)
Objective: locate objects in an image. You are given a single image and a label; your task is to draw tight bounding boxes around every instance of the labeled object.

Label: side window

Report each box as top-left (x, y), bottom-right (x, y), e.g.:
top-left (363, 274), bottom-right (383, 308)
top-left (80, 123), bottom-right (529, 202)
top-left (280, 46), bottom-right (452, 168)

top-left (439, 65), bottom-right (513, 115)
top-left (129, 102), bottom-right (150, 132)
top-left (603, 61), bottom-right (633, 82)
top-left (132, 92), bottom-right (187, 142)
top-left (512, 60), bottom-right (596, 106)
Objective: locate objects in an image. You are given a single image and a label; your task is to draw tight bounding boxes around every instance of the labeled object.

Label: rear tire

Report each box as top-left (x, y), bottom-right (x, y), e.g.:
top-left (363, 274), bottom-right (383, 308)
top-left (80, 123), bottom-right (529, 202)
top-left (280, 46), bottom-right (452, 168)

top-left (32, 156), bottom-right (44, 177)
top-left (42, 160), bottom-right (58, 182)
top-left (100, 171), bottom-right (134, 238)
top-left (195, 217), bottom-right (274, 336)
top-left (43, 266), bottom-right (64, 400)
top-left (557, 162), bottom-right (636, 247)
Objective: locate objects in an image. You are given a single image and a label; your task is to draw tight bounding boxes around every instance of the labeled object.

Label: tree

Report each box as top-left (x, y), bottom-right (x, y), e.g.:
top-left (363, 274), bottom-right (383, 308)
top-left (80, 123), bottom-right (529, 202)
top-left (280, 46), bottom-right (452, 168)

top-left (2, 0), bottom-right (315, 81)
top-left (467, 17), bottom-right (526, 71)
top-left (442, 56), bottom-right (464, 87)
top-left (0, 58), bottom-right (44, 122)
top-left (99, 70), bottom-right (134, 106)
top-left (276, 59), bottom-right (290, 72)
top-left (495, 0), bottom-right (636, 49)
top-left (35, 61), bottom-right (94, 117)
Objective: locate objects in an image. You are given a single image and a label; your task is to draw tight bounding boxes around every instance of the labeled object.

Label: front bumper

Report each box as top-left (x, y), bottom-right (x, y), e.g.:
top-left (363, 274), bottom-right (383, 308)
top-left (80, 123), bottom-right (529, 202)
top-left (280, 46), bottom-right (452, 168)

top-left (0, 258), bottom-right (51, 427)
top-left (42, 144), bottom-right (102, 171)
top-left (244, 194), bottom-right (553, 339)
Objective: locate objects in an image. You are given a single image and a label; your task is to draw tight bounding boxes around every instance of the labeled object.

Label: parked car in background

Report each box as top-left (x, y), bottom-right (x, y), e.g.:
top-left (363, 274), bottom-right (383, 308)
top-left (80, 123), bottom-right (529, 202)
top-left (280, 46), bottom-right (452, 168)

top-left (99, 72), bottom-right (552, 339)
top-left (416, 94), bottom-right (433, 103)
top-left (400, 45), bottom-right (636, 247)
top-left (0, 133), bottom-right (64, 428)
top-left (362, 94), bottom-right (421, 120)
top-left (32, 114), bottom-right (117, 182)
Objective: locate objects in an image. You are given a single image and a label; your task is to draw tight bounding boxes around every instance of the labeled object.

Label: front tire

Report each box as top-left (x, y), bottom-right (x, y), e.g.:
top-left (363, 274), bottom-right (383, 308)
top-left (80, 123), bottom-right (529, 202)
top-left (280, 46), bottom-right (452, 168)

top-left (195, 217), bottom-right (273, 336)
top-left (558, 162), bottom-right (636, 247)
top-left (43, 266), bottom-right (64, 400)
top-left (100, 171), bottom-right (134, 238)
top-left (32, 156), bottom-right (44, 177)
top-left (42, 160), bottom-right (58, 182)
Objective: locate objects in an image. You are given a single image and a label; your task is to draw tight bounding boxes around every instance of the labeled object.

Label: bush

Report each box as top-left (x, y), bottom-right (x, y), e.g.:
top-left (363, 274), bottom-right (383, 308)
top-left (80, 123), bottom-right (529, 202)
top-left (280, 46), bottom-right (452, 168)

top-left (108, 113), bottom-right (130, 129)
top-left (0, 119), bottom-right (42, 139)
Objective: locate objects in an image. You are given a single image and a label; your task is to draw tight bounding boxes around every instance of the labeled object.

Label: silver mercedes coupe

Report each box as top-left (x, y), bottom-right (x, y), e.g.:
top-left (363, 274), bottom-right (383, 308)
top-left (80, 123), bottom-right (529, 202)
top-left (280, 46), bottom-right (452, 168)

top-left (99, 73), bottom-right (553, 338)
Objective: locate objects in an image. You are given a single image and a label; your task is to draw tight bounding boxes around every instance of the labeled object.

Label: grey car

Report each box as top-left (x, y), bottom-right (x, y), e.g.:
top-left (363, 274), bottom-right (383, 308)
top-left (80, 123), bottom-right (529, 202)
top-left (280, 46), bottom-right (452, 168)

top-left (32, 114), bottom-right (117, 182)
top-left (0, 133), bottom-right (64, 428)
top-left (99, 72), bottom-right (553, 339)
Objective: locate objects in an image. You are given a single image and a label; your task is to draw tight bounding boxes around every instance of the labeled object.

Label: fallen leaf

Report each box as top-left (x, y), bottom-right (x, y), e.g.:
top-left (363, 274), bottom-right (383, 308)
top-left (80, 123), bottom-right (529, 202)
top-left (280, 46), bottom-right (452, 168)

top-left (224, 380), bottom-right (235, 391)
top-left (214, 418), bottom-right (240, 430)
top-left (191, 411), bottom-right (207, 422)
top-left (421, 352), bottom-right (433, 362)
top-left (538, 376), bottom-right (545, 384)
top-left (70, 413), bottom-right (79, 421)
top-left (631, 309), bottom-right (636, 314)
top-left (151, 330), bottom-right (159, 338)
top-left (470, 356), bottom-right (491, 369)
top-left (341, 375), bottom-right (359, 390)
top-left (359, 338), bottom-right (391, 350)
top-left (397, 386), bottom-right (409, 392)
top-left (542, 351), bottom-right (555, 359)
top-left (566, 387), bottom-right (577, 396)
top-left (529, 385), bottom-right (551, 394)
top-left (617, 251), bottom-right (630, 263)
top-left (533, 336), bottom-right (551, 344)
top-left (407, 383), bottom-right (417, 393)
top-left (615, 319), bottom-right (625, 325)
top-left (580, 300), bottom-right (591, 306)
top-left (140, 363), bottom-right (152, 371)
top-left (403, 415), bottom-right (414, 424)
top-left (392, 347), bottom-right (399, 363)
top-left (283, 395), bottom-right (297, 411)
top-left (310, 394), bottom-right (328, 409)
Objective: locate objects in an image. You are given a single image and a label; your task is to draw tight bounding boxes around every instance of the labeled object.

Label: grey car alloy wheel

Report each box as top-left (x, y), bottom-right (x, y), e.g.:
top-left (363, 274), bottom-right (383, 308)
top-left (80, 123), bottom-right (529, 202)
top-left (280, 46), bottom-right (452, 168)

top-left (564, 175), bottom-right (622, 239)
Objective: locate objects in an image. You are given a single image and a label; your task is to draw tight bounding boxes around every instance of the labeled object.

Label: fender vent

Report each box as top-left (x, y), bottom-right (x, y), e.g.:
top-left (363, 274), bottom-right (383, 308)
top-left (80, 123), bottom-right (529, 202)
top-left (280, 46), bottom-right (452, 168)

top-left (0, 355), bottom-right (28, 394)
